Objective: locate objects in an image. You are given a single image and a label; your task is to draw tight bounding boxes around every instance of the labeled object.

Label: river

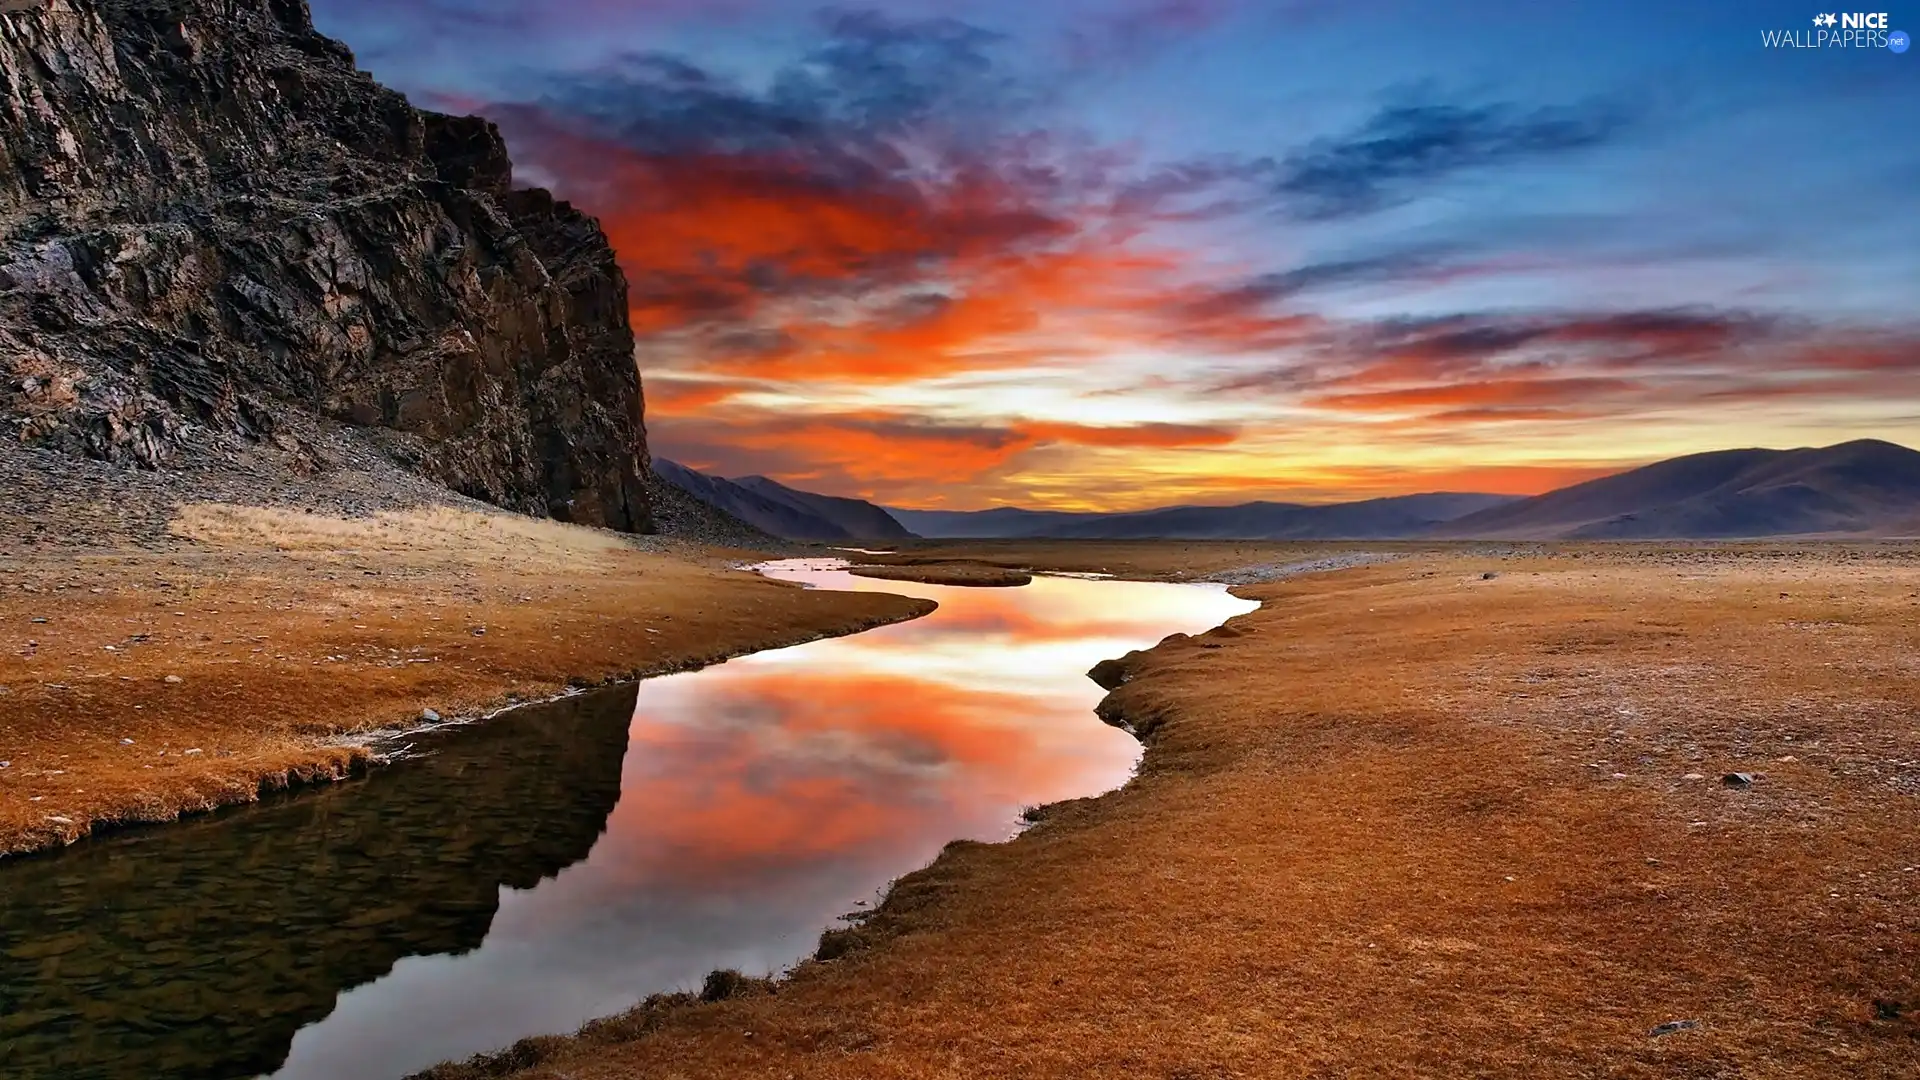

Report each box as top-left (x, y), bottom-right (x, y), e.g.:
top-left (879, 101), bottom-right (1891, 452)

top-left (0, 560), bottom-right (1256, 1079)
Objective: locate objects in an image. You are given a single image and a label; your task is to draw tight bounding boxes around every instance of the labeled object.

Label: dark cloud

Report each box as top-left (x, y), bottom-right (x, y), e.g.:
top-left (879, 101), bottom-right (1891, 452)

top-left (1350, 309), bottom-right (1759, 364)
top-left (1208, 309), bottom-right (1920, 434)
top-left (787, 9), bottom-right (1020, 133)
top-left (1276, 93), bottom-right (1634, 220)
top-left (312, 0), bottom-right (757, 64)
top-left (650, 409), bottom-right (1240, 500)
top-left (1147, 247), bottom-right (1470, 355)
top-left (1059, 0), bottom-right (1390, 68)
top-left (1063, 0), bottom-right (1242, 64)
top-left (1215, 308), bottom-right (1771, 396)
top-left (515, 8), bottom-right (1024, 164)
top-left (468, 10), bottom-right (1127, 381)
top-left (1241, 245), bottom-right (1469, 301)
top-left (1109, 156), bottom-right (1282, 222)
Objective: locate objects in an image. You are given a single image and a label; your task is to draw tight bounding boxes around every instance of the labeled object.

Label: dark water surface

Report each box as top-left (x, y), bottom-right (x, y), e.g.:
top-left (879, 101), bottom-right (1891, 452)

top-left (0, 561), bottom-right (1255, 1079)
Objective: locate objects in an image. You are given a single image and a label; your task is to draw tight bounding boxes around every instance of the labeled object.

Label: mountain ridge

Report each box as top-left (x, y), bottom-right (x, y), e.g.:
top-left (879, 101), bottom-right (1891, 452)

top-left (890, 492), bottom-right (1518, 540)
top-left (891, 440), bottom-right (1920, 540)
top-left (729, 475), bottom-right (916, 541)
top-left (653, 460), bottom-right (914, 542)
top-left (665, 440), bottom-right (1919, 543)
top-left (1432, 439), bottom-right (1920, 540)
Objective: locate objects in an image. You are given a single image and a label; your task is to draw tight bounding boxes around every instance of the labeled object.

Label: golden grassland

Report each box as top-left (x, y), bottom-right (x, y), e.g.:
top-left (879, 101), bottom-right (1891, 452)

top-left (0, 505), bottom-right (930, 857)
top-left (423, 542), bottom-right (1920, 1080)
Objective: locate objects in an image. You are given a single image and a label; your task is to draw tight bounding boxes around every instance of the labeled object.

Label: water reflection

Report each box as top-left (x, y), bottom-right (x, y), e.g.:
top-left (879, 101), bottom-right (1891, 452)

top-left (0, 562), bottom-right (1256, 1080)
top-left (0, 685), bottom-right (638, 1080)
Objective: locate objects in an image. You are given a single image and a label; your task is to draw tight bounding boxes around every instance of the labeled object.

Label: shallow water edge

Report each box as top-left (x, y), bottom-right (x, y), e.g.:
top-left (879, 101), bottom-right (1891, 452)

top-left (407, 576), bottom-right (1268, 1080)
top-left (0, 591), bottom-right (937, 863)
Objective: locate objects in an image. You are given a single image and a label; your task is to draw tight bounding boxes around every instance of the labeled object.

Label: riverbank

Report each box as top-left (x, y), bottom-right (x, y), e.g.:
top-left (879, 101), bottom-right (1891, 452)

top-left (847, 561), bottom-right (1034, 587)
top-left (422, 542), bottom-right (1920, 1079)
top-left (0, 504), bottom-right (930, 858)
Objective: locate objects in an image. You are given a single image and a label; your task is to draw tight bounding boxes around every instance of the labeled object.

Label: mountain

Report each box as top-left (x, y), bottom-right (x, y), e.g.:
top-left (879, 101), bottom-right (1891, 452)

top-left (729, 475), bottom-right (916, 541)
top-left (1, 0), bottom-right (650, 530)
top-left (1432, 440), bottom-right (1920, 539)
top-left (891, 493), bottom-right (1516, 540)
top-left (652, 460), bottom-right (847, 541)
top-left (894, 442), bottom-right (1920, 541)
top-left (654, 460), bottom-right (915, 542)
top-left (1040, 493), bottom-right (1519, 540)
top-left (642, 467), bottom-right (783, 548)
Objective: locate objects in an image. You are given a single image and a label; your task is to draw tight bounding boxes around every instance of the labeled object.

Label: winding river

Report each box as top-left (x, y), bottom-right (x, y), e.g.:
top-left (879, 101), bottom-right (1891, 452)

top-left (0, 560), bottom-right (1255, 1080)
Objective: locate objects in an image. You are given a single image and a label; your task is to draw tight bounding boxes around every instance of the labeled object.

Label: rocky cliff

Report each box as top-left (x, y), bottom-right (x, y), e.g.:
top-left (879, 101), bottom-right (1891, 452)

top-left (0, 0), bottom-right (652, 531)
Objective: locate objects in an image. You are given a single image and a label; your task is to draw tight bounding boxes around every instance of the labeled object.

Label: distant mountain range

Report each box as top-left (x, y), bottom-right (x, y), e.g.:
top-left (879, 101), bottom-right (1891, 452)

top-left (652, 460), bottom-right (916, 542)
top-left (1429, 439), bottom-right (1920, 540)
top-left (882, 506), bottom-right (1100, 538)
top-left (659, 440), bottom-right (1920, 542)
top-left (891, 493), bottom-right (1519, 540)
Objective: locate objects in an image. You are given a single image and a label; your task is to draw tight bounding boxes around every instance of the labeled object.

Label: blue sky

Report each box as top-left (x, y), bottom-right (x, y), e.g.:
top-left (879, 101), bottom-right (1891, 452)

top-left (309, 0), bottom-right (1919, 508)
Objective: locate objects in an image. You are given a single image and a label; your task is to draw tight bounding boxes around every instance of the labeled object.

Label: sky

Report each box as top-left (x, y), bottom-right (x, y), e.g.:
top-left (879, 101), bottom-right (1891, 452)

top-left (308, 0), bottom-right (1920, 510)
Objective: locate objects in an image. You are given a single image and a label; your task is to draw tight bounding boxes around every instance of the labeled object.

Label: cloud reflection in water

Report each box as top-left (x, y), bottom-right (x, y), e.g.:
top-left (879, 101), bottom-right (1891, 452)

top-left (271, 562), bottom-right (1256, 1079)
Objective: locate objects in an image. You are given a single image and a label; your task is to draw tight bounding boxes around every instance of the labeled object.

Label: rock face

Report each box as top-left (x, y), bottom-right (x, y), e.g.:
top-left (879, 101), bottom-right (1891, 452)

top-left (0, 0), bottom-right (652, 531)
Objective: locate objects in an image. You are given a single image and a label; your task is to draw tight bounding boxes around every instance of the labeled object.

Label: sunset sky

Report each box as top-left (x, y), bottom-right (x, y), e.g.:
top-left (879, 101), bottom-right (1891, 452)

top-left (310, 0), bottom-right (1920, 510)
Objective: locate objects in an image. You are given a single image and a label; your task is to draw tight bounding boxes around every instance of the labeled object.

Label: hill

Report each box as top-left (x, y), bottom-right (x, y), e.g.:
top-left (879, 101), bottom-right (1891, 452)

top-left (1433, 439), bottom-right (1920, 539)
top-left (1039, 493), bottom-right (1517, 540)
top-left (653, 461), bottom-right (915, 542)
top-left (891, 493), bottom-right (1515, 540)
top-left (883, 507), bottom-right (1109, 539)
top-left (729, 476), bottom-right (916, 541)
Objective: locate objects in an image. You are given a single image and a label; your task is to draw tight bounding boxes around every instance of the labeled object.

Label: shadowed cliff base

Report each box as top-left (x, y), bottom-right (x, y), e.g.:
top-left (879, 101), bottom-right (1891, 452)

top-left (409, 542), bottom-right (1920, 1080)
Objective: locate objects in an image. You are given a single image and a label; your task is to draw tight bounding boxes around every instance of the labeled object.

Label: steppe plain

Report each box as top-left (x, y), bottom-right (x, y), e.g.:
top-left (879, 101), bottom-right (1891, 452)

top-left (5, 504), bottom-right (1917, 1078)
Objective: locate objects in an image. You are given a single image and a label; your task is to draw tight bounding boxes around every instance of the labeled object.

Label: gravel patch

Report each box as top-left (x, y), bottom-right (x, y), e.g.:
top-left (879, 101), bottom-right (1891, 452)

top-left (1206, 552), bottom-right (1401, 585)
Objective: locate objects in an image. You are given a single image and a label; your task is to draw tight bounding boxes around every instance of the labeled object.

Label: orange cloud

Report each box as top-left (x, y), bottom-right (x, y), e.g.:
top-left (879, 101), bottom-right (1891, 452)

top-left (654, 410), bottom-right (1242, 497)
top-left (642, 377), bottom-right (754, 415)
top-left (708, 417), bottom-right (1030, 486)
top-left (594, 669), bottom-right (1119, 886)
top-left (496, 112), bottom-right (1201, 385)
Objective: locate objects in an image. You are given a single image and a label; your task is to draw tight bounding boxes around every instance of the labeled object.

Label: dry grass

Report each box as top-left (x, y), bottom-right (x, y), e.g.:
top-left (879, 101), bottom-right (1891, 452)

top-left (449, 543), bottom-right (1920, 1080)
top-left (171, 503), bottom-right (636, 559)
top-left (0, 506), bottom-right (930, 856)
